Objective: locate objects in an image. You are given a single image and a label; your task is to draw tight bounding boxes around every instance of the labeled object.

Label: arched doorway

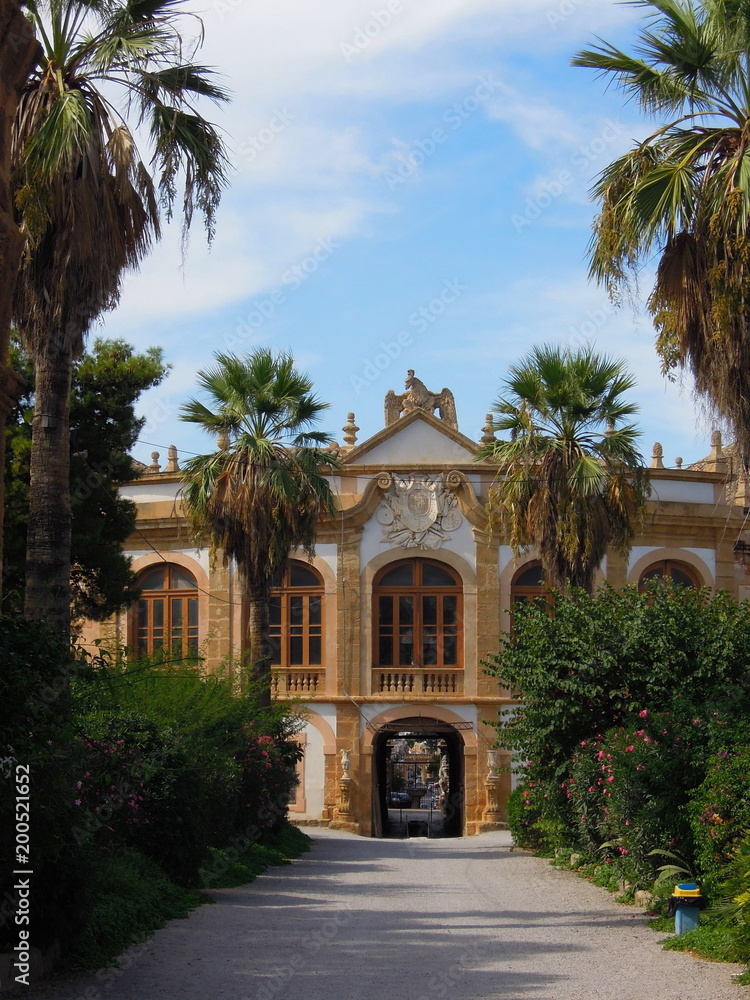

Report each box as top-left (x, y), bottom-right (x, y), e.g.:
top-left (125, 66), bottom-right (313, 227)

top-left (372, 717), bottom-right (466, 839)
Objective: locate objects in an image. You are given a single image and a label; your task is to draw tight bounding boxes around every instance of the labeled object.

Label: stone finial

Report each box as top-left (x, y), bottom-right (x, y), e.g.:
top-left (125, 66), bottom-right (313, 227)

top-left (704, 429), bottom-right (728, 473)
top-left (342, 413), bottom-right (359, 449)
top-left (675, 457), bottom-right (683, 469)
top-left (217, 429), bottom-right (230, 451)
top-left (148, 451), bottom-right (161, 474)
top-left (165, 444), bottom-right (180, 473)
top-left (650, 442), bottom-right (665, 469)
top-left (481, 414), bottom-right (496, 445)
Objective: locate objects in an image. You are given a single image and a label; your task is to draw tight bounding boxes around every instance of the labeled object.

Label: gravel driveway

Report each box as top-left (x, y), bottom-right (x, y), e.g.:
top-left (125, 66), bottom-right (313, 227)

top-left (17, 828), bottom-right (750, 1000)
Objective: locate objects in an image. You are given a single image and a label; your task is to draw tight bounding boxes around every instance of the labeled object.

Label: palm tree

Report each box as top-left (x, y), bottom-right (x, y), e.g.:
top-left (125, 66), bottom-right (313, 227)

top-left (0, 0), bottom-right (38, 593)
top-left (573, 0), bottom-right (750, 458)
top-left (12, 0), bottom-right (229, 635)
top-left (477, 345), bottom-right (649, 594)
top-left (180, 350), bottom-right (338, 704)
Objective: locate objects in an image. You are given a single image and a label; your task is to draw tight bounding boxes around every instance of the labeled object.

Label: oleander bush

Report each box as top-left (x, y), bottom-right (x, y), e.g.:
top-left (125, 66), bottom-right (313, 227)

top-left (488, 585), bottom-right (750, 891)
top-left (1, 617), bottom-right (304, 964)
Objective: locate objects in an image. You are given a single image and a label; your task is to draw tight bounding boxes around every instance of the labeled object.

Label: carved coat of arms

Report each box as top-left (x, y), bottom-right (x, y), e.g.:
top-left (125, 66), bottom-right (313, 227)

top-left (377, 474), bottom-right (462, 549)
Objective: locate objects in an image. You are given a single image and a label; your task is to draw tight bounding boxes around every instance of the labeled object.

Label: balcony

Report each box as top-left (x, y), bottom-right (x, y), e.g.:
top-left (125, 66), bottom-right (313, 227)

top-left (373, 668), bottom-right (463, 697)
top-left (271, 668), bottom-right (323, 697)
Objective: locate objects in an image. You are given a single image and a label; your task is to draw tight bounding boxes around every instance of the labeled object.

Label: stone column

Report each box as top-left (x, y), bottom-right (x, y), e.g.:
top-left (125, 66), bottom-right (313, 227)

top-left (336, 525), bottom-right (363, 696)
top-left (473, 527), bottom-right (501, 699)
top-left (206, 553), bottom-right (232, 674)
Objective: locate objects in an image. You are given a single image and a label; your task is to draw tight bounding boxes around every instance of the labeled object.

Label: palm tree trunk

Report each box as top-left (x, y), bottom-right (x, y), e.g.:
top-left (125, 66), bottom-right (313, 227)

top-left (24, 341), bottom-right (72, 637)
top-left (0, 0), bottom-right (40, 594)
top-left (246, 592), bottom-right (271, 708)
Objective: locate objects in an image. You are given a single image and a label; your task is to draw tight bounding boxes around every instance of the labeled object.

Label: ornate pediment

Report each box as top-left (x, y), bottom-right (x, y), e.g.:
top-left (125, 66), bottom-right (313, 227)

top-left (376, 472), bottom-right (462, 550)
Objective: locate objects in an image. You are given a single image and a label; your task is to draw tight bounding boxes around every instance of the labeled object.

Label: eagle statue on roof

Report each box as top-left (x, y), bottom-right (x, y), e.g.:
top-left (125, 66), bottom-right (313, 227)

top-left (384, 370), bottom-right (457, 430)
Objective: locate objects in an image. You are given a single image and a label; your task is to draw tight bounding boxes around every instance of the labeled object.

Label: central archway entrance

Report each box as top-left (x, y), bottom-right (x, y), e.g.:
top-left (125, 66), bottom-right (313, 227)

top-left (371, 717), bottom-right (465, 838)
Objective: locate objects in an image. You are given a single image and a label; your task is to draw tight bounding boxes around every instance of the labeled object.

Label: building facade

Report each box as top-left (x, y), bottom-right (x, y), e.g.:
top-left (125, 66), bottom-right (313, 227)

top-left (83, 374), bottom-right (750, 838)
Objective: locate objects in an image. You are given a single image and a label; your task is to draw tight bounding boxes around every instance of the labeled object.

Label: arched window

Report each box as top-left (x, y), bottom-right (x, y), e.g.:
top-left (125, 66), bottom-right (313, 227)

top-left (269, 562), bottom-right (324, 668)
top-left (135, 564), bottom-right (199, 657)
top-left (374, 559), bottom-right (462, 669)
top-left (511, 562), bottom-right (545, 605)
top-left (509, 562), bottom-right (548, 630)
top-left (638, 559), bottom-right (701, 590)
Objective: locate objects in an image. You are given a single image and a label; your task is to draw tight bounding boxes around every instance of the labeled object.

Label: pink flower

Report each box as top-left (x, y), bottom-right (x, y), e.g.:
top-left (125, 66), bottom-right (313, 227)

top-left (625, 746), bottom-right (635, 752)
top-left (75, 799), bottom-right (81, 806)
top-left (638, 709), bottom-right (648, 718)
top-left (624, 820), bottom-right (631, 826)
top-left (607, 775), bottom-right (615, 782)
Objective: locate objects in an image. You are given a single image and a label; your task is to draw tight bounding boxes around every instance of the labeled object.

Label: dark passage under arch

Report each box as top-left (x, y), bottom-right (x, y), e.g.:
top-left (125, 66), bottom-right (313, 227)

top-left (371, 718), bottom-right (464, 838)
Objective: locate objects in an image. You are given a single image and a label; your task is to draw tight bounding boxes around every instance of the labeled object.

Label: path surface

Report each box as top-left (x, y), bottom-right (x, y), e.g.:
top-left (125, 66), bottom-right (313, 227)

top-left (20, 829), bottom-right (750, 1000)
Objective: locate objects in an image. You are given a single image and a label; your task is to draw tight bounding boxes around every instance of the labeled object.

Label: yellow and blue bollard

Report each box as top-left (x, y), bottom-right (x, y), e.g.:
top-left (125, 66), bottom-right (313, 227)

top-left (667, 883), bottom-right (703, 934)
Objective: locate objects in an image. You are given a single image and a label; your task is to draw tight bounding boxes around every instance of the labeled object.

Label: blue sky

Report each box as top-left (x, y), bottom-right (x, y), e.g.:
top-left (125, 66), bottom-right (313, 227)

top-left (101, 0), bottom-right (717, 470)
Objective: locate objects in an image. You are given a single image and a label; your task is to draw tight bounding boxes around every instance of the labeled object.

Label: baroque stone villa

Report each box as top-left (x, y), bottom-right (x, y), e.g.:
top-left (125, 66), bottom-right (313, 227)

top-left (82, 372), bottom-right (750, 837)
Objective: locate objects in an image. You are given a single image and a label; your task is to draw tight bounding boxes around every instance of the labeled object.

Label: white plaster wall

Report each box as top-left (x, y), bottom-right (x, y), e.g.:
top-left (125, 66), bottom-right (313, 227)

top-left (310, 544), bottom-right (338, 580)
top-left (359, 499), bottom-right (476, 571)
top-left (684, 547), bottom-right (716, 578)
top-left (649, 479), bottom-right (715, 504)
top-left (301, 723), bottom-right (325, 819)
top-left (302, 703), bottom-right (337, 735)
top-left (351, 419), bottom-right (475, 466)
top-left (120, 481), bottom-right (183, 503)
top-left (126, 547), bottom-right (210, 576)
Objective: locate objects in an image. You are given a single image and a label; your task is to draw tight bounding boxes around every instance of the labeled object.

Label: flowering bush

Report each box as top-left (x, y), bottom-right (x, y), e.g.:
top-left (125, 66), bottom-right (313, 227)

top-left (235, 722), bottom-right (301, 836)
top-left (690, 741), bottom-right (750, 896)
top-left (567, 716), bottom-right (701, 879)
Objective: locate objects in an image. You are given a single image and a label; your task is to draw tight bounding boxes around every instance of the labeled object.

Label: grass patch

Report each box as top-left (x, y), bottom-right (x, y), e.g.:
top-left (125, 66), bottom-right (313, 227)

top-left (648, 915), bottom-right (675, 933)
top-left (65, 848), bottom-right (206, 971)
top-left (201, 823), bottom-right (311, 889)
top-left (661, 922), bottom-right (738, 963)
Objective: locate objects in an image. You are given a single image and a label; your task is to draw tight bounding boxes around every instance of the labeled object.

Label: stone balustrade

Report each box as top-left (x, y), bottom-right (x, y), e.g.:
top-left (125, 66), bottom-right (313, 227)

top-left (373, 669), bottom-right (463, 696)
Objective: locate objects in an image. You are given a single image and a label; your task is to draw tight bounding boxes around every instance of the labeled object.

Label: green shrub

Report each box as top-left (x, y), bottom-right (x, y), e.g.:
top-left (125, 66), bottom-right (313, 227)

top-left (690, 741), bottom-right (750, 897)
top-left (567, 716), bottom-right (701, 881)
top-left (0, 615), bottom-right (91, 951)
top-left (65, 848), bottom-right (205, 970)
top-left (507, 785), bottom-right (540, 849)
